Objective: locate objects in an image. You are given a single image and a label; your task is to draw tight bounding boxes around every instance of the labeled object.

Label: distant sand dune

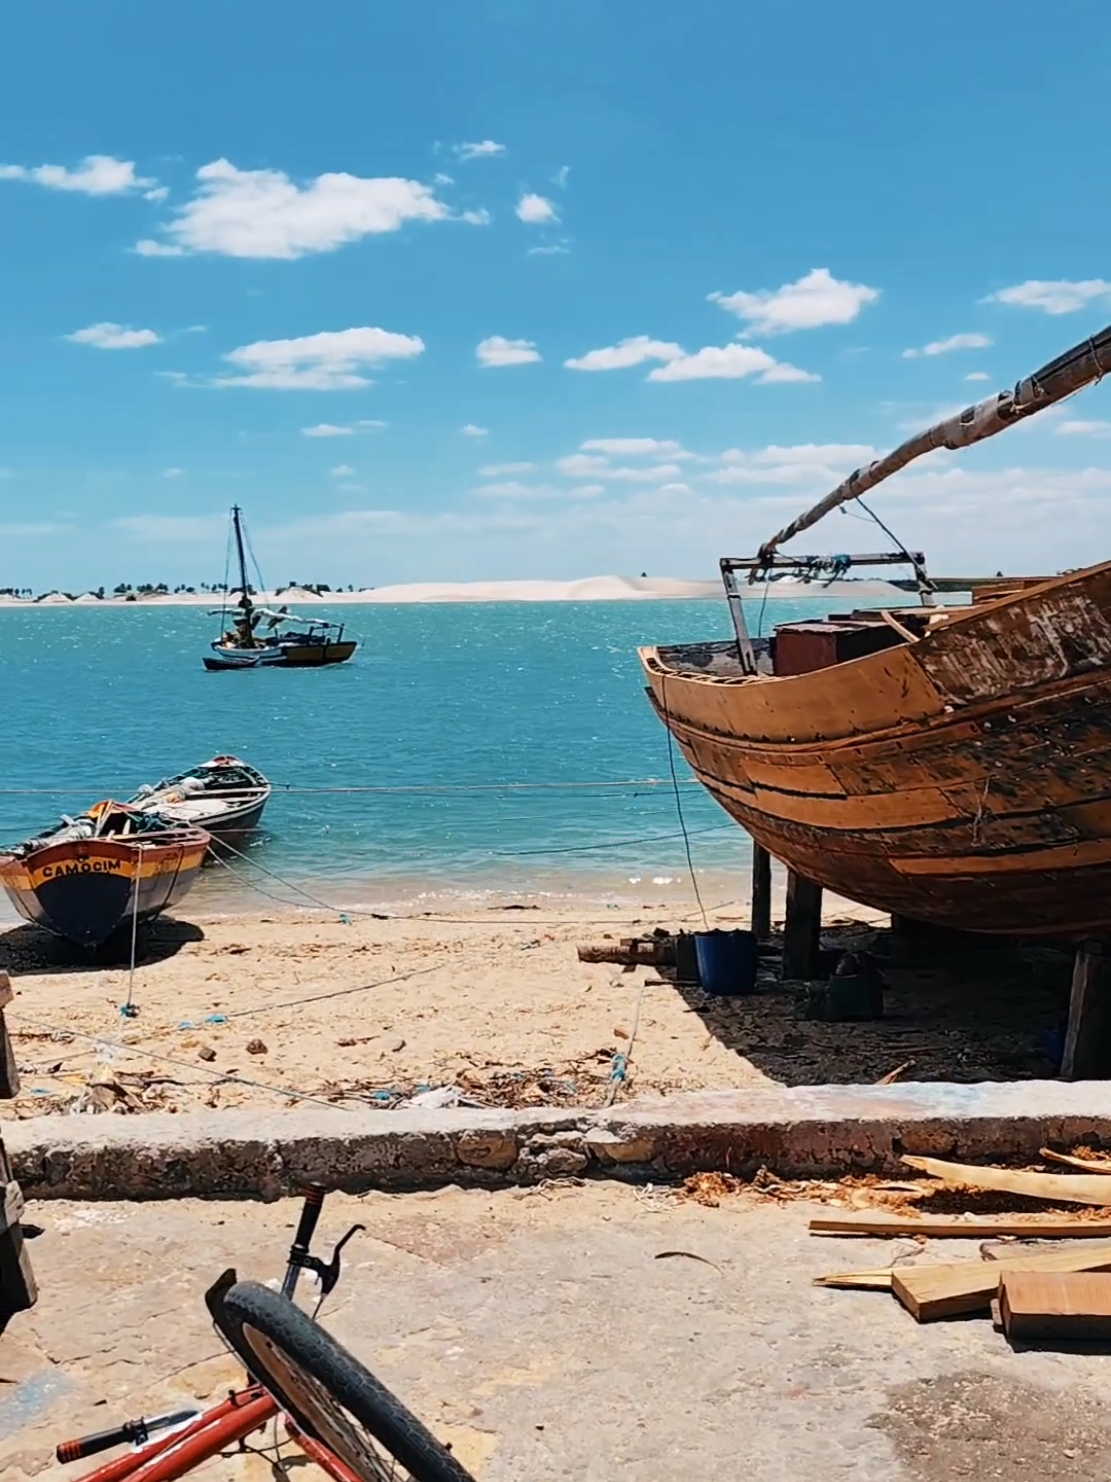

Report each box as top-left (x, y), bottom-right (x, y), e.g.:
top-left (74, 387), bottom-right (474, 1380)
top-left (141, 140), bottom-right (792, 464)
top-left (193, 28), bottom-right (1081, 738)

top-left (0, 574), bottom-right (908, 608)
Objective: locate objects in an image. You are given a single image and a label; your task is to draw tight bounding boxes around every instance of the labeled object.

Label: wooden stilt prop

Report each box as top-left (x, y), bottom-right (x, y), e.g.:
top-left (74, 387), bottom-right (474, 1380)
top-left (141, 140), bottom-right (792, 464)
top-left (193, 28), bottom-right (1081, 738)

top-left (0, 972), bottom-right (37, 1330)
top-left (1061, 940), bottom-right (1111, 1080)
top-left (751, 842), bottom-right (772, 941)
top-left (783, 871), bottom-right (823, 979)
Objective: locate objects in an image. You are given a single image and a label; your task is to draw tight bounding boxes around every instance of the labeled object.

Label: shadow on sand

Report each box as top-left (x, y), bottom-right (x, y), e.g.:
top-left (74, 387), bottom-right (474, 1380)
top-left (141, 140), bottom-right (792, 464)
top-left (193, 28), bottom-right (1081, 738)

top-left (0, 916), bottom-right (205, 976)
top-left (668, 924), bottom-right (1073, 1087)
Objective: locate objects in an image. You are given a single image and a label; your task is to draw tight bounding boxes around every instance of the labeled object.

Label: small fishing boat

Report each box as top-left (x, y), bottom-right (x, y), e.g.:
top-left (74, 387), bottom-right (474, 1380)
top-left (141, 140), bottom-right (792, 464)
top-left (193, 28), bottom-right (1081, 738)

top-left (204, 507), bottom-right (357, 671)
top-left (0, 802), bottom-right (210, 948)
top-left (128, 755), bottom-right (271, 840)
top-left (640, 321), bottom-right (1111, 938)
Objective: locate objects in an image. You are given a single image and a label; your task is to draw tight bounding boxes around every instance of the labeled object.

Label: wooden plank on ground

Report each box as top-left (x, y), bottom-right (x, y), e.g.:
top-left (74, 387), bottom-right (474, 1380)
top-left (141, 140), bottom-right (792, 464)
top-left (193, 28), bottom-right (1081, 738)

top-left (1000, 1270), bottom-right (1111, 1343)
top-left (809, 1211), bottom-right (1111, 1239)
top-left (1041, 1147), bottom-right (1111, 1175)
top-left (901, 1155), bottom-right (1111, 1208)
top-left (812, 1268), bottom-right (895, 1290)
top-left (891, 1241), bottom-right (1111, 1322)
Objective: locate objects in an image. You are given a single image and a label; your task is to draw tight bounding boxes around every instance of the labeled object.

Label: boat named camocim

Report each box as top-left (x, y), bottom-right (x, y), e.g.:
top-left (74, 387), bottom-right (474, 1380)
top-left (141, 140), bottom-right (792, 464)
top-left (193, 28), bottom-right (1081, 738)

top-left (641, 322), bottom-right (1111, 937)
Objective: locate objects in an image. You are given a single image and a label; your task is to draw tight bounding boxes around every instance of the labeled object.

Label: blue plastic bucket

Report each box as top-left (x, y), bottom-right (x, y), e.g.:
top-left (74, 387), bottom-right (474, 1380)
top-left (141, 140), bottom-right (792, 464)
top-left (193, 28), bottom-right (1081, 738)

top-left (694, 929), bottom-right (758, 996)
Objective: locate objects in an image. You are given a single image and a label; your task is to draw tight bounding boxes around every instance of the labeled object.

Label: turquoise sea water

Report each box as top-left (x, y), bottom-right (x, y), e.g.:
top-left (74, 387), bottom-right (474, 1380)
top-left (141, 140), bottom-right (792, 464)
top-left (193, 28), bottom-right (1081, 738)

top-left (0, 597), bottom-right (878, 913)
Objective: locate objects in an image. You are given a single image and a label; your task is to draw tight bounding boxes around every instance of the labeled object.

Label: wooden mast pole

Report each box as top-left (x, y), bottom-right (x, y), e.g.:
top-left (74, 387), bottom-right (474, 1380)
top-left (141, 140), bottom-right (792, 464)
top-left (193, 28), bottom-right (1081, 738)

top-left (755, 321), bottom-right (1111, 569)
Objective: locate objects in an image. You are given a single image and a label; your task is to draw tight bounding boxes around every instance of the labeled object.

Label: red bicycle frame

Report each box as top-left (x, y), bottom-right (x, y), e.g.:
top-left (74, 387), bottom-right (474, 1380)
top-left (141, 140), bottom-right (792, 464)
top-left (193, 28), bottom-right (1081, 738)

top-left (58, 1188), bottom-right (368, 1482)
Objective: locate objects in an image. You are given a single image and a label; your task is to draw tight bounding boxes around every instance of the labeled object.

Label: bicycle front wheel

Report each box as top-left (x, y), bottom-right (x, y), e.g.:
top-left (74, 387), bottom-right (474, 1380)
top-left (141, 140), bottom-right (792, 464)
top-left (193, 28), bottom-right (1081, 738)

top-left (219, 1280), bottom-right (476, 1482)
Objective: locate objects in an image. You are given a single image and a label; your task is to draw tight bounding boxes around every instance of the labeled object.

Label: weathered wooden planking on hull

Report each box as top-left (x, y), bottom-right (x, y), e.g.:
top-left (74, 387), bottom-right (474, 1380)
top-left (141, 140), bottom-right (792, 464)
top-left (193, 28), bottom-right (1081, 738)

top-left (640, 561), bottom-right (1111, 937)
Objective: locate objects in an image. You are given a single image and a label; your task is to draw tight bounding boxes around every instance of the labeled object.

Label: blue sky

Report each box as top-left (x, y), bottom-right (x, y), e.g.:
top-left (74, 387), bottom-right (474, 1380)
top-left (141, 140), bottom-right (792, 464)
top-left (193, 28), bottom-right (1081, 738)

top-left (3, 0), bottom-right (1111, 591)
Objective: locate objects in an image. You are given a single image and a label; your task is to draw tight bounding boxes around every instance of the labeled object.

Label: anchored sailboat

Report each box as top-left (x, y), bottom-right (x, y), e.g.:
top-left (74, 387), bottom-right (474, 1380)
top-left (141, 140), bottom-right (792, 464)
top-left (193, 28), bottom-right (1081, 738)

top-left (204, 507), bottom-right (357, 671)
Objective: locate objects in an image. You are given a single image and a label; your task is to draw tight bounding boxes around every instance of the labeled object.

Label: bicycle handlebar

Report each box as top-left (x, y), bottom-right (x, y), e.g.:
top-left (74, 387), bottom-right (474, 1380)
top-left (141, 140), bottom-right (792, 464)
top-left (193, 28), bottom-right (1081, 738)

top-left (56, 1410), bottom-right (198, 1463)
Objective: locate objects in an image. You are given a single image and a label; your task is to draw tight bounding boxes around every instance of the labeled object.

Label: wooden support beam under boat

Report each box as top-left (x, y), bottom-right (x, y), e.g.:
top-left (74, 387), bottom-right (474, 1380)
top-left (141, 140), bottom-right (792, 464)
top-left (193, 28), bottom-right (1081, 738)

top-left (0, 973), bottom-right (17, 1100)
top-left (751, 842), bottom-right (772, 941)
top-left (0, 973), bottom-right (36, 1330)
top-left (783, 871), bottom-right (823, 979)
top-left (1061, 941), bottom-right (1111, 1080)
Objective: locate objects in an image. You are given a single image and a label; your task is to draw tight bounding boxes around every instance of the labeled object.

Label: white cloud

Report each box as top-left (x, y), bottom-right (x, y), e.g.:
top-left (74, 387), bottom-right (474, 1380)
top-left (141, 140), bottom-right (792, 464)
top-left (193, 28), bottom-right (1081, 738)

top-left (516, 192), bottom-right (557, 224)
top-left (568, 335), bottom-right (814, 384)
top-left (67, 322), bottom-right (161, 350)
top-left (553, 165), bottom-right (570, 188)
top-left (476, 336), bottom-right (540, 367)
top-left (709, 443), bottom-right (877, 485)
top-left (454, 140), bottom-right (506, 161)
top-left (554, 453), bottom-right (683, 483)
top-left (472, 478), bottom-right (607, 503)
top-left (556, 453), bottom-right (609, 478)
top-left (142, 159), bottom-right (451, 260)
top-left (528, 243), bottom-right (570, 256)
top-left (984, 279), bottom-right (1111, 314)
top-left (0, 154), bottom-right (157, 195)
top-left (474, 480), bottom-right (553, 500)
top-left (752, 442), bottom-right (875, 466)
top-left (758, 361), bottom-right (822, 383)
top-left (565, 337), bottom-right (683, 372)
top-left (302, 419), bottom-right (386, 436)
top-left (1056, 419), bottom-right (1111, 437)
top-left (330, 464), bottom-right (355, 477)
top-left (461, 423), bottom-right (489, 437)
top-left (903, 332), bottom-right (992, 359)
top-left (581, 438), bottom-right (684, 457)
top-left (710, 268), bottom-right (880, 335)
top-left (218, 326), bottom-right (424, 389)
top-left (134, 239), bottom-right (186, 257)
top-left (460, 208), bottom-right (491, 226)
top-left (135, 451), bottom-right (1111, 584)
top-left (648, 344), bottom-right (818, 383)
top-left (607, 463), bottom-right (684, 482)
top-left (161, 467), bottom-right (184, 478)
top-left (480, 461), bottom-right (534, 475)
top-left (115, 515), bottom-right (225, 542)
top-left (965, 372), bottom-right (991, 382)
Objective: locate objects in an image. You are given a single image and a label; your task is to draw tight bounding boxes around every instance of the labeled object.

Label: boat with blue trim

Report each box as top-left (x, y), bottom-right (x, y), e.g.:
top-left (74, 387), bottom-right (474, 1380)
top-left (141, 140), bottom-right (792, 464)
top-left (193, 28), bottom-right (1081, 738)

top-left (0, 802), bottom-right (210, 948)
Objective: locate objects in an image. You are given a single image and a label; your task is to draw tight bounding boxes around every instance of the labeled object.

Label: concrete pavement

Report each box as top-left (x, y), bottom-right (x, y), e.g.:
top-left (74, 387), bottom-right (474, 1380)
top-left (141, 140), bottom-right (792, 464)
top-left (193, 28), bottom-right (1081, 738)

top-left (4, 1182), bottom-right (1111, 1479)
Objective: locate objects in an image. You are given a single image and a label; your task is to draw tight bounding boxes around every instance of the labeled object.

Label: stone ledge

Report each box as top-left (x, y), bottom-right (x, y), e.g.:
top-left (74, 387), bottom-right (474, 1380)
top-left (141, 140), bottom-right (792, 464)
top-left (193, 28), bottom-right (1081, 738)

top-left (7, 1081), bottom-right (1111, 1201)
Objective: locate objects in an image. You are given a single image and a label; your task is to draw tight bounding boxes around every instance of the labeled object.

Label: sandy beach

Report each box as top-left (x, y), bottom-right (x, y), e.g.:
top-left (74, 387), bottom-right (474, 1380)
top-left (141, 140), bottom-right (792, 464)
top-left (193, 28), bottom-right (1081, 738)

top-left (0, 871), bottom-right (1070, 1129)
top-left (0, 889), bottom-right (895, 1125)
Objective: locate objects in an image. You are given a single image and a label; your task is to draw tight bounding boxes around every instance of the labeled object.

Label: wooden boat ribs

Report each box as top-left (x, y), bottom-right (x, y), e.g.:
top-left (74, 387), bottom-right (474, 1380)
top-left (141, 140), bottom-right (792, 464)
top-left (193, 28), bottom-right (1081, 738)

top-left (640, 321), bottom-right (1111, 938)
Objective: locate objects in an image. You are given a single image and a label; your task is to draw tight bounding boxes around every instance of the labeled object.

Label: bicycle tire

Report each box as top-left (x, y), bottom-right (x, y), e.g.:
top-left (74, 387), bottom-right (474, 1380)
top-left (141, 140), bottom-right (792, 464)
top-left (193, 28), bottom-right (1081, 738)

top-left (219, 1280), bottom-right (476, 1482)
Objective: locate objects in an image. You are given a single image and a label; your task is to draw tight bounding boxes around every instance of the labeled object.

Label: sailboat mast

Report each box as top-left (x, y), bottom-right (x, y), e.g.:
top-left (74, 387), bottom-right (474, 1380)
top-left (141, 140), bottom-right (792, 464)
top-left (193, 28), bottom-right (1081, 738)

top-left (231, 505), bottom-right (252, 614)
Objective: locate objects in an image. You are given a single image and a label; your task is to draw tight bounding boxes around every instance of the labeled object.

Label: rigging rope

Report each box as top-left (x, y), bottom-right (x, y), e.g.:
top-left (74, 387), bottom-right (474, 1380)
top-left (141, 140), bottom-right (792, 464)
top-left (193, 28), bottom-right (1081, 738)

top-left (0, 776), bottom-right (700, 797)
top-left (659, 674), bottom-right (709, 930)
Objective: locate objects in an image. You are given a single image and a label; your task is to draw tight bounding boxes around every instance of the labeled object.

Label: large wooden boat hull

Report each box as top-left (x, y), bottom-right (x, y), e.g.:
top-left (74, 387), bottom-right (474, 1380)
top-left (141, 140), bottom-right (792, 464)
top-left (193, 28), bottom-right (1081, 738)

top-left (0, 831), bottom-right (209, 947)
top-left (640, 561), bottom-right (1111, 938)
